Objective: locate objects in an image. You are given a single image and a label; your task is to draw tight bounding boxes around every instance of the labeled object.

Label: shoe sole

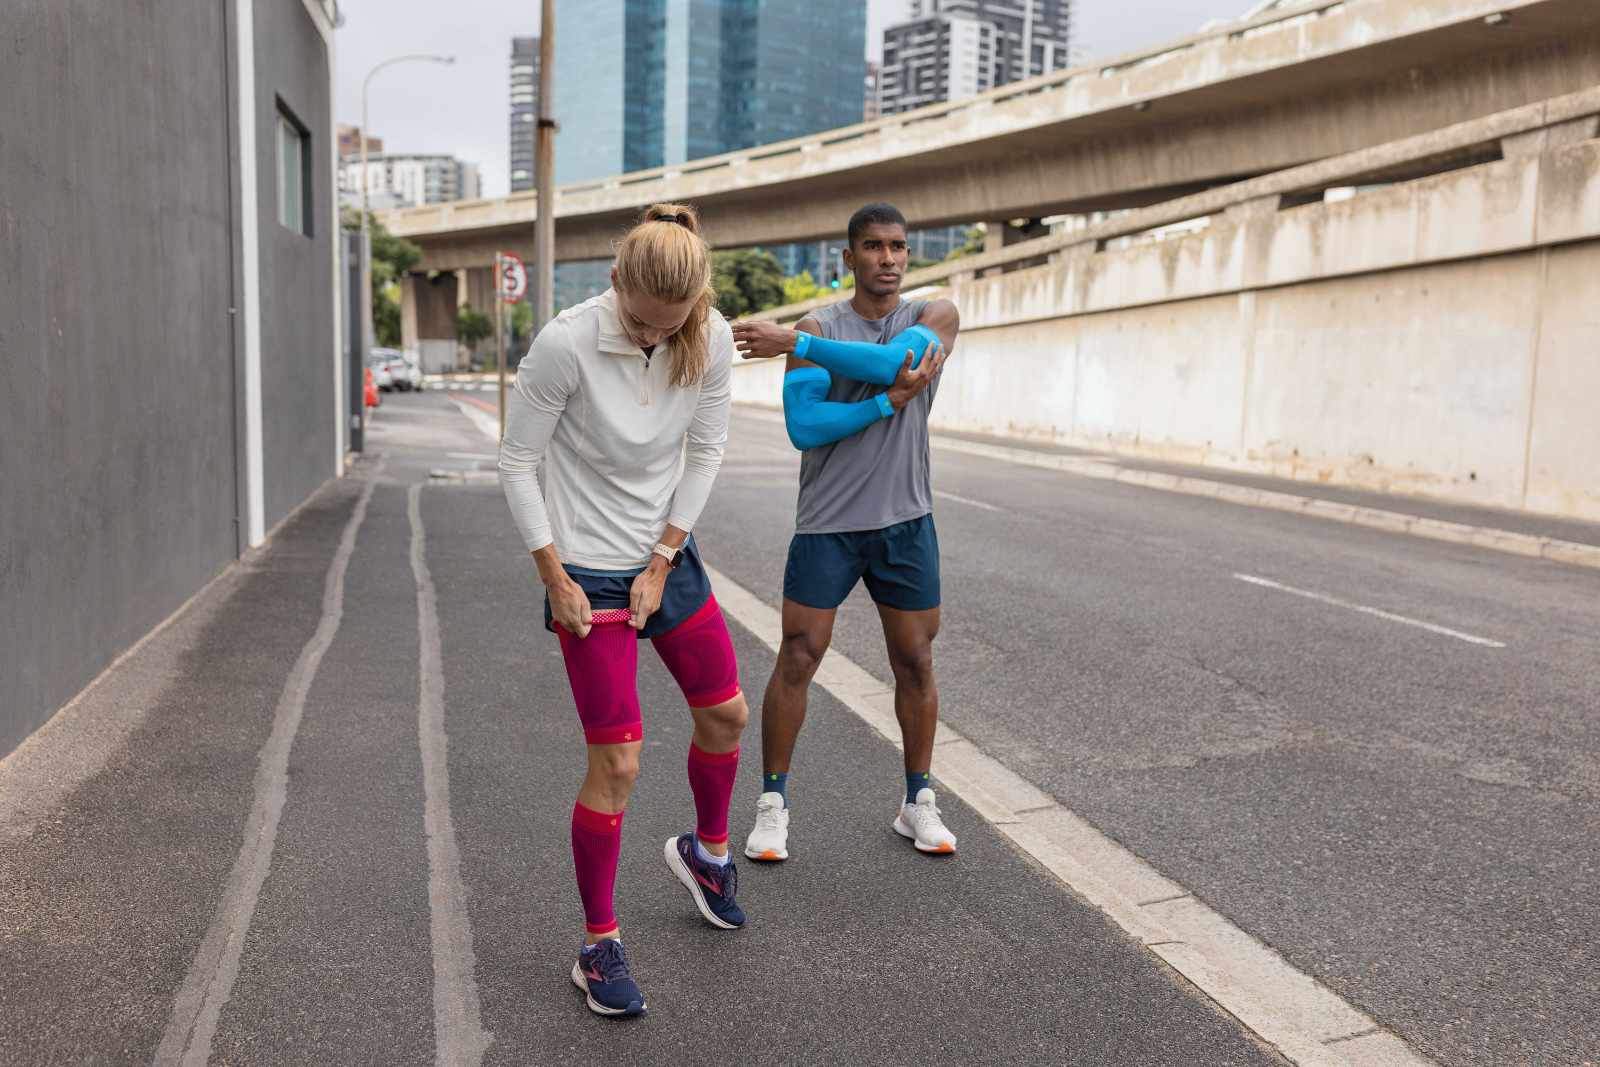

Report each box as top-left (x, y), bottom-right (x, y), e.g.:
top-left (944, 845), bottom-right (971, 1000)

top-left (569, 960), bottom-right (646, 1017)
top-left (893, 815), bottom-right (957, 854)
top-left (743, 844), bottom-right (788, 862)
top-left (663, 837), bottom-right (742, 930)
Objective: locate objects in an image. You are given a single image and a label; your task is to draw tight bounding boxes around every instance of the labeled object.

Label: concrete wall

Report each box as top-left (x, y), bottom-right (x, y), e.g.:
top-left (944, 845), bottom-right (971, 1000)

top-left (0, 1), bottom-right (338, 757)
top-left (733, 135), bottom-right (1600, 520)
top-left (255, 0), bottom-right (336, 528)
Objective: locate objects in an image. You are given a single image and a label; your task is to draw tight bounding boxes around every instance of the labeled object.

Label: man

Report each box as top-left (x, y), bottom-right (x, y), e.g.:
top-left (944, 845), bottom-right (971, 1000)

top-left (730, 202), bottom-right (960, 861)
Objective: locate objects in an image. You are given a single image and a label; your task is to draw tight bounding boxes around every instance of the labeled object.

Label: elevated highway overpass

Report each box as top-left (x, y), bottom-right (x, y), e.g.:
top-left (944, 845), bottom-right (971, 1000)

top-left (384, 0), bottom-right (1600, 271)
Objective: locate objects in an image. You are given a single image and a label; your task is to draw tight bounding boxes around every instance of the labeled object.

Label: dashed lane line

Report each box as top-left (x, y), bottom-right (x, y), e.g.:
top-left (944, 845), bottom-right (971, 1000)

top-left (1234, 573), bottom-right (1506, 648)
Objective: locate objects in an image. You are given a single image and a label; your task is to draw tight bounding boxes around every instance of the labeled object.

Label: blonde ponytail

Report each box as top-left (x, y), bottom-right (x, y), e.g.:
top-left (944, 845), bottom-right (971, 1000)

top-left (613, 203), bottom-right (715, 388)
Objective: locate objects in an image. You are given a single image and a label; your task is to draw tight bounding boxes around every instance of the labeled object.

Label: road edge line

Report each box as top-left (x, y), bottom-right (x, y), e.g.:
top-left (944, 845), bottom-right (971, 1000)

top-left (705, 563), bottom-right (1437, 1067)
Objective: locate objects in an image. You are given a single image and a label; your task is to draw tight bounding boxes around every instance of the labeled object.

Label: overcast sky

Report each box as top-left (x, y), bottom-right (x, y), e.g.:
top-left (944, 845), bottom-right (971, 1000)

top-left (334, 0), bottom-right (1247, 199)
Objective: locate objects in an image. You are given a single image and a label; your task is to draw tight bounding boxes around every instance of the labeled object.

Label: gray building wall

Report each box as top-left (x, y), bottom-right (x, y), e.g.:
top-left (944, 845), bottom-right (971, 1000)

top-left (0, 1), bottom-right (337, 757)
top-left (255, 0), bottom-right (336, 529)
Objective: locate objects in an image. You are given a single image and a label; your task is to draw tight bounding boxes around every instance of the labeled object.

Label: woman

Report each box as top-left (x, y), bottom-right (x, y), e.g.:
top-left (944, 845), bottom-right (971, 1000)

top-left (498, 203), bottom-right (747, 1018)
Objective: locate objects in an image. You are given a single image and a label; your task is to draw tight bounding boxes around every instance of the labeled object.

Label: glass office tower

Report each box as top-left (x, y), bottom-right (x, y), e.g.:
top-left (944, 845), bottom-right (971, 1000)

top-left (556, 0), bottom-right (866, 183)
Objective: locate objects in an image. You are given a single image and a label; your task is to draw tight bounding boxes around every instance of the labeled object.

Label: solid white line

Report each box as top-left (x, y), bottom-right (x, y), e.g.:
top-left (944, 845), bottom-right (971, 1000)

top-left (934, 489), bottom-right (1002, 512)
top-left (446, 452), bottom-right (498, 461)
top-left (1233, 574), bottom-right (1506, 648)
top-left (154, 475), bottom-right (378, 1067)
top-left (448, 396), bottom-right (502, 445)
top-left (704, 564), bottom-right (1436, 1067)
top-left (408, 486), bottom-right (493, 1065)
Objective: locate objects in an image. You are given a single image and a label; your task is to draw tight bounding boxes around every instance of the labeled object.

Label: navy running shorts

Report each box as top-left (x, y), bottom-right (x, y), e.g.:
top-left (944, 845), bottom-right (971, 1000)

top-left (782, 514), bottom-right (940, 613)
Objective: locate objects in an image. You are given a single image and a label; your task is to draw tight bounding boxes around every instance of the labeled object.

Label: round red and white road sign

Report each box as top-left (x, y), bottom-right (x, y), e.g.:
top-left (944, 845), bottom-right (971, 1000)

top-left (498, 252), bottom-right (527, 304)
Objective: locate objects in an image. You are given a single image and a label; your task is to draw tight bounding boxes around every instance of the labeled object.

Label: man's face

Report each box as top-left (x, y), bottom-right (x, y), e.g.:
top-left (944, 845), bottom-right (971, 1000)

top-left (844, 222), bottom-right (909, 298)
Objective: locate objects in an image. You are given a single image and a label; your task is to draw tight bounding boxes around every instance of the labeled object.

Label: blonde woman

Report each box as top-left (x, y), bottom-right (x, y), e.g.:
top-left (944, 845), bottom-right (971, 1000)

top-left (499, 203), bottom-right (746, 1018)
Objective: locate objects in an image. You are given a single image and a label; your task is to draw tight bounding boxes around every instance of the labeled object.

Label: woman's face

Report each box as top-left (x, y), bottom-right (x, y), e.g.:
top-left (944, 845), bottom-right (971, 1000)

top-left (612, 274), bottom-right (696, 350)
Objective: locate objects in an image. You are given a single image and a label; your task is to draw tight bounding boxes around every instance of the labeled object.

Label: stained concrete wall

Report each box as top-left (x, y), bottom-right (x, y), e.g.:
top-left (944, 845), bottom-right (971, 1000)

top-left (0, 2), bottom-right (337, 757)
top-left (732, 135), bottom-right (1600, 520)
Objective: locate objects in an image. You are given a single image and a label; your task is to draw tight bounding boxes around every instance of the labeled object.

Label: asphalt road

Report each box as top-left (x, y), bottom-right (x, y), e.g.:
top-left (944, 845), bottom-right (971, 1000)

top-left (2, 386), bottom-right (1594, 1066)
top-left (1, 390), bottom-right (1280, 1066)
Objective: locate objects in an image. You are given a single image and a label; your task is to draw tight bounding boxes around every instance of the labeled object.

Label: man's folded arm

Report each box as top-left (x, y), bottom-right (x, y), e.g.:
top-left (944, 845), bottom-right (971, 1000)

top-left (791, 323), bottom-right (942, 385)
top-left (782, 366), bottom-right (892, 451)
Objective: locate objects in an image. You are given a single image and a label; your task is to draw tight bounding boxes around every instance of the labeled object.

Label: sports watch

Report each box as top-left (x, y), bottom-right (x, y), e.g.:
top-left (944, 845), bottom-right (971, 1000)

top-left (652, 542), bottom-right (684, 568)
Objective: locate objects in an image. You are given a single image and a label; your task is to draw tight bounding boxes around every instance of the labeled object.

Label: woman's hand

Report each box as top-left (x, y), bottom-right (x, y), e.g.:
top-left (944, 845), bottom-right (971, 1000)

top-left (547, 576), bottom-right (593, 638)
top-left (629, 559), bottom-right (671, 630)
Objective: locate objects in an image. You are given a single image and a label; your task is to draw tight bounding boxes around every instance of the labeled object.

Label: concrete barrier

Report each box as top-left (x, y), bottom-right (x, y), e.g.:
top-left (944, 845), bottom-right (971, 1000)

top-left (733, 129), bottom-right (1600, 521)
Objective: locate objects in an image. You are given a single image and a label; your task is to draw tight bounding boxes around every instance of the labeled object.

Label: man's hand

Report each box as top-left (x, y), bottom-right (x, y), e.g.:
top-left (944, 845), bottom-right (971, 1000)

top-left (730, 319), bottom-right (798, 361)
top-left (884, 339), bottom-right (946, 411)
top-left (547, 576), bottom-right (593, 638)
top-left (628, 559), bottom-right (670, 630)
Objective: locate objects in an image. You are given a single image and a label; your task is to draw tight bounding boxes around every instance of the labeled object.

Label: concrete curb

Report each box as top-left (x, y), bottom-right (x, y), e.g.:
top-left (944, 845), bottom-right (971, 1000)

top-left (733, 406), bottom-right (1600, 571)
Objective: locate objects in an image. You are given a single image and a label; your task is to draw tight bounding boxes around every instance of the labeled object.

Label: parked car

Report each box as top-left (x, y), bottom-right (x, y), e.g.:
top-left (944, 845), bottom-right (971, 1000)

top-left (366, 352), bottom-right (394, 391)
top-left (375, 347), bottom-right (423, 391)
top-left (364, 365), bottom-right (380, 409)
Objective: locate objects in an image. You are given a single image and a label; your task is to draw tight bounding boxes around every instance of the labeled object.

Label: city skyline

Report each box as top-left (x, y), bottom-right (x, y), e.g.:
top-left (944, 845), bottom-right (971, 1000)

top-left (335, 0), bottom-right (1257, 199)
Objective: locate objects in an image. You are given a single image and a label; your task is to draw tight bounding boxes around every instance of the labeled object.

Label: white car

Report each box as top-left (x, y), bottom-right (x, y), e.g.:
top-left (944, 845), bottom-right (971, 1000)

top-left (374, 347), bottom-right (423, 391)
top-left (366, 352), bottom-right (395, 391)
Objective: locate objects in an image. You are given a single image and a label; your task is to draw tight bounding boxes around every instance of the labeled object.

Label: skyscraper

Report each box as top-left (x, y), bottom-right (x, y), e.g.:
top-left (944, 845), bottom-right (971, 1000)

top-left (880, 0), bottom-right (1073, 116)
top-left (509, 37), bottom-right (539, 193)
top-left (553, 0), bottom-right (866, 184)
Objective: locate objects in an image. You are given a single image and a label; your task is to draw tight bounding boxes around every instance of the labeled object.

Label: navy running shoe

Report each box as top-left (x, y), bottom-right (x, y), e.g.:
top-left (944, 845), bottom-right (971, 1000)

top-left (570, 939), bottom-right (647, 1017)
top-left (663, 832), bottom-right (746, 930)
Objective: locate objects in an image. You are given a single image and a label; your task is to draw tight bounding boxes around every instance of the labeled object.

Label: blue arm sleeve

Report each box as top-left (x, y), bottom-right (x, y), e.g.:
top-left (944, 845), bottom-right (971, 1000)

top-left (782, 367), bottom-right (894, 450)
top-left (792, 323), bottom-right (942, 385)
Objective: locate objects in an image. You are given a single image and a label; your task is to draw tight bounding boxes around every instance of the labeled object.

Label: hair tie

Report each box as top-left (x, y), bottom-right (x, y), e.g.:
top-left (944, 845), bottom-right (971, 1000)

top-left (653, 212), bottom-right (688, 227)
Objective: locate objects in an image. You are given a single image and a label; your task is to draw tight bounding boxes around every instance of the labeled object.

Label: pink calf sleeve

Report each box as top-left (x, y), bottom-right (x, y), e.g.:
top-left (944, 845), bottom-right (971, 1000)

top-left (652, 595), bottom-right (742, 709)
top-left (557, 615), bottom-right (643, 745)
top-left (687, 742), bottom-right (740, 844)
top-left (571, 802), bottom-right (624, 935)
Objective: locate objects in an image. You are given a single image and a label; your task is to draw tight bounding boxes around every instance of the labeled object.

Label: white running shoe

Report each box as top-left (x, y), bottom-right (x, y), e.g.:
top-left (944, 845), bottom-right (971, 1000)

top-left (893, 787), bottom-right (957, 854)
top-left (743, 791), bottom-right (790, 861)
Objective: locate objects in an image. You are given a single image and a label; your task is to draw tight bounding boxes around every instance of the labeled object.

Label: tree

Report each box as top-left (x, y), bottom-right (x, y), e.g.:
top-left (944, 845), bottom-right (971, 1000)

top-left (711, 248), bottom-right (785, 318)
top-left (455, 304), bottom-right (494, 365)
top-left (781, 271), bottom-right (824, 307)
top-left (342, 209), bottom-right (422, 347)
top-left (946, 224), bottom-right (987, 261)
top-left (509, 300), bottom-right (535, 350)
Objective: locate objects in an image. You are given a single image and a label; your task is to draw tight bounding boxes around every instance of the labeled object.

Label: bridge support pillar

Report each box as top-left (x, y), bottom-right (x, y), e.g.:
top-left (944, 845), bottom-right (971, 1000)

top-left (400, 271), bottom-right (462, 374)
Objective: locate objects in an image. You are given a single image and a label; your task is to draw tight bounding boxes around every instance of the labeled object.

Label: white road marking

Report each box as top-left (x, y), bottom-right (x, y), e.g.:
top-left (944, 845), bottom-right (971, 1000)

top-left (408, 486), bottom-right (493, 1065)
top-left (1233, 573), bottom-right (1506, 648)
top-left (446, 451), bottom-right (498, 461)
top-left (934, 489), bottom-right (1001, 512)
top-left (704, 564), bottom-right (1437, 1067)
top-left (155, 475), bottom-right (378, 1067)
top-left (448, 396), bottom-right (502, 444)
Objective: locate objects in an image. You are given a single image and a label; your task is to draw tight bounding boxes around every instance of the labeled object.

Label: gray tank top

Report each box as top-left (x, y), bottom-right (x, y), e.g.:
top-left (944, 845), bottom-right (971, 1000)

top-left (794, 298), bottom-right (936, 534)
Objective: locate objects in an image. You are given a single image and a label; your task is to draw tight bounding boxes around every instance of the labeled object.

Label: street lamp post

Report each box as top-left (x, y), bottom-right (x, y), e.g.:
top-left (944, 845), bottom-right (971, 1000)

top-left (532, 0), bottom-right (556, 332)
top-left (359, 53), bottom-right (455, 351)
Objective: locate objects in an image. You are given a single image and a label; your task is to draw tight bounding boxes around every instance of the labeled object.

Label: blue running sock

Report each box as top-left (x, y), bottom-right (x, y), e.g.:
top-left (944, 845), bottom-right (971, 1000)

top-left (763, 771), bottom-right (788, 807)
top-left (906, 770), bottom-right (931, 804)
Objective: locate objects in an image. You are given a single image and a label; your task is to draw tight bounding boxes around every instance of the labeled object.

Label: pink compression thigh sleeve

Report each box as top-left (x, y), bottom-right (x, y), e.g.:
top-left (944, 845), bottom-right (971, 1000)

top-left (556, 614), bottom-right (643, 745)
top-left (571, 802), bottom-right (624, 935)
top-left (650, 595), bottom-right (742, 709)
top-left (686, 742), bottom-right (740, 844)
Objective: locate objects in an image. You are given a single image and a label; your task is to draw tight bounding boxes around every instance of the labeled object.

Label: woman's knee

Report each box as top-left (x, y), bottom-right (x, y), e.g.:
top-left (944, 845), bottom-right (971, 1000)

top-left (694, 693), bottom-right (749, 747)
top-left (589, 744), bottom-right (641, 788)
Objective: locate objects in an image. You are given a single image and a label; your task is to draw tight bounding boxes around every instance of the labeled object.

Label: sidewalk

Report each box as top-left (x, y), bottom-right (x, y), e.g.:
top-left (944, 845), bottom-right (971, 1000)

top-left (0, 397), bottom-right (1288, 1066)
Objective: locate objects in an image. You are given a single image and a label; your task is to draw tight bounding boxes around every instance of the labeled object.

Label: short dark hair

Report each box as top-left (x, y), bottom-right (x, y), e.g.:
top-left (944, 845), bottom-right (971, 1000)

top-left (847, 202), bottom-right (908, 246)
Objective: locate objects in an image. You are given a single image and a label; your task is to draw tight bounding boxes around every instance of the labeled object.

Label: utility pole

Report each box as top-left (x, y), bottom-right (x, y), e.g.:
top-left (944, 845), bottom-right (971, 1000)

top-left (495, 256), bottom-right (508, 441)
top-left (532, 0), bottom-right (556, 331)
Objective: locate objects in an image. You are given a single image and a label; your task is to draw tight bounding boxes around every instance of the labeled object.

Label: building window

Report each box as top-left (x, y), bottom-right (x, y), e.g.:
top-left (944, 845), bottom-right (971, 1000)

top-left (276, 102), bottom-right (311, 236)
